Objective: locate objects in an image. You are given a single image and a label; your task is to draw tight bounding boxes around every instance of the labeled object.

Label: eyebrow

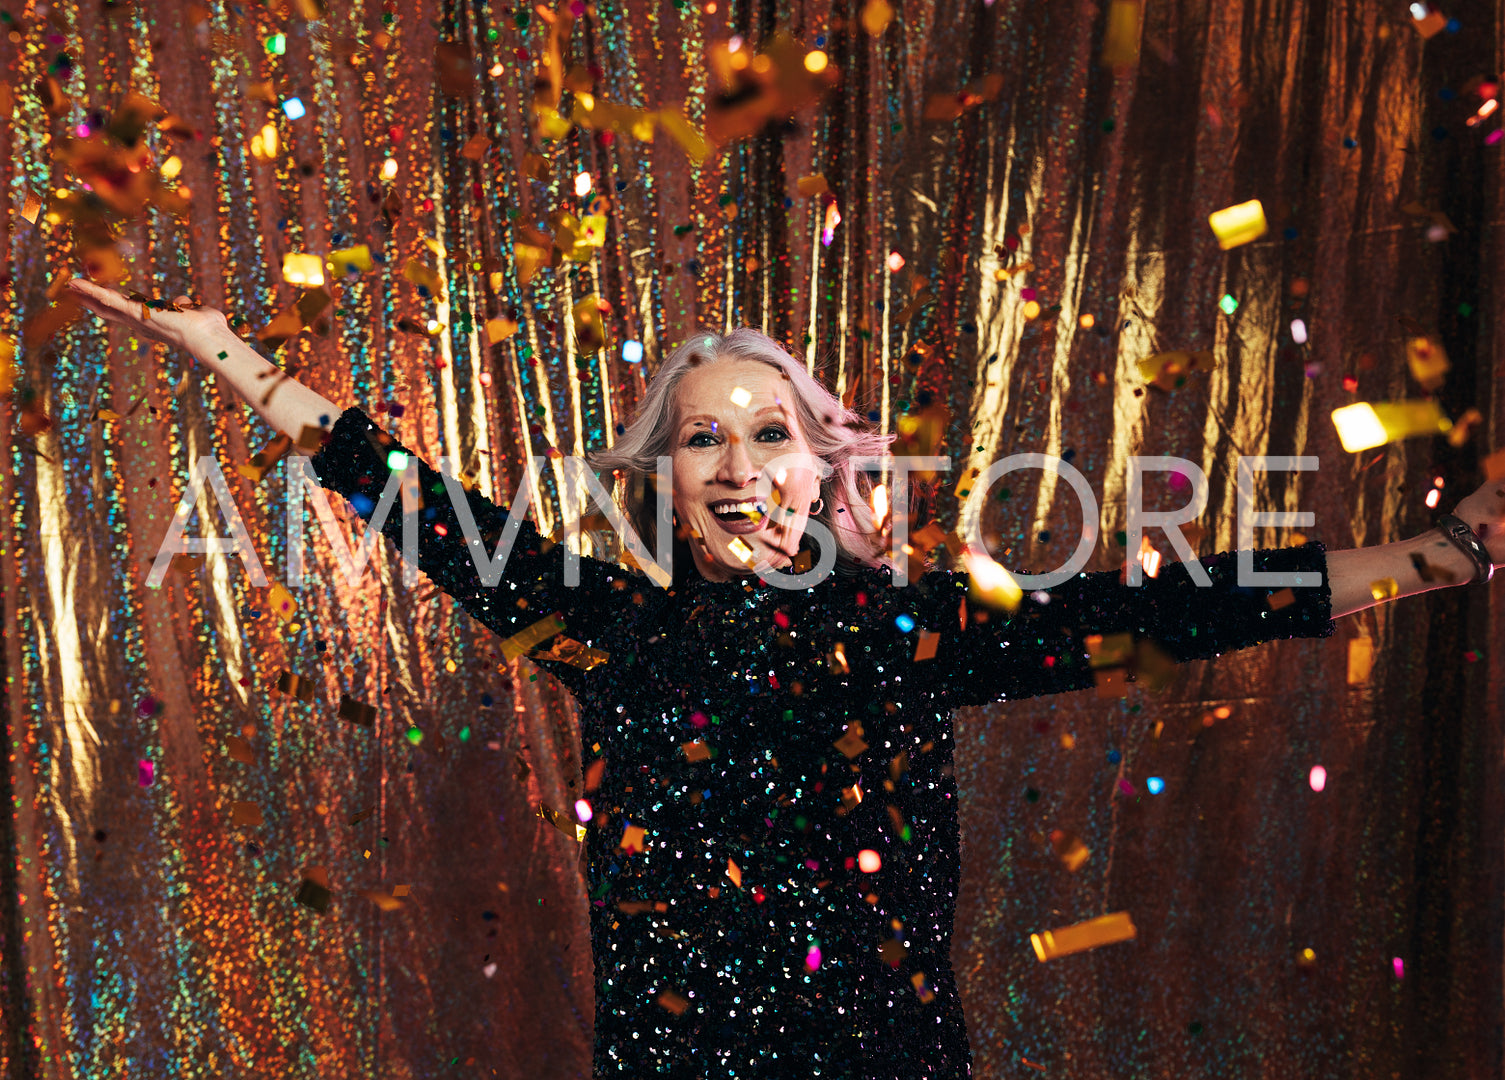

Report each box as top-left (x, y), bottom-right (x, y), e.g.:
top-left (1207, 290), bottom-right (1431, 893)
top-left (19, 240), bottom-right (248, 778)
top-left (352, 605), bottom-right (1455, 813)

top-left (679, 406), bottom-right (790, 430)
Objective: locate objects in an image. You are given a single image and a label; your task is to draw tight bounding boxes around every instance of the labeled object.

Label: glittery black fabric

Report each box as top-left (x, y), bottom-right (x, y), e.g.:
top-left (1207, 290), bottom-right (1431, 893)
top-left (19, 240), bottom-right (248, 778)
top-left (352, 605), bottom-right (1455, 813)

top-left (309, 408), bottom-right (1335, 1079)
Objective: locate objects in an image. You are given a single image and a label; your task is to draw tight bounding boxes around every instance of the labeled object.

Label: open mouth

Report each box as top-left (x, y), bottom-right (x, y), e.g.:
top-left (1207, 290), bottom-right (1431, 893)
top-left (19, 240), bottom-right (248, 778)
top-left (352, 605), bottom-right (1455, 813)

top-left (709, 499), bottom-right (765, 524)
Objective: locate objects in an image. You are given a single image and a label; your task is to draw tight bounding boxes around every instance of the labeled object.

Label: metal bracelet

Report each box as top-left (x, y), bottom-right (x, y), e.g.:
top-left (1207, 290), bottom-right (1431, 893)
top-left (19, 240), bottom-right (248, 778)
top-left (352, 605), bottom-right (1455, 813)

top-left (1436, 512), bottom-right (1494, 584)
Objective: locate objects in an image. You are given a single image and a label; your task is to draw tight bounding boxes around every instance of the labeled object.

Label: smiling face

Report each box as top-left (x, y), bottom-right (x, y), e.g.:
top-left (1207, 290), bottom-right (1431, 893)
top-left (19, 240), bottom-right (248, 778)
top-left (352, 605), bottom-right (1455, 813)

top-left (670, 358), bottom-right (824, 581)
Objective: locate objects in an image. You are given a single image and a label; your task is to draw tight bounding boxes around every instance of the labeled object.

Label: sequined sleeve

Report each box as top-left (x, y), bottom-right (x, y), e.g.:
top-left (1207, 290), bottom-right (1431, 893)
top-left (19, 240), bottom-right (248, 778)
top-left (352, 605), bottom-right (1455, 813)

top-left (306, 406), bottom-right (628, 657)
top-left (881, 542), bottom-right (1334, 709)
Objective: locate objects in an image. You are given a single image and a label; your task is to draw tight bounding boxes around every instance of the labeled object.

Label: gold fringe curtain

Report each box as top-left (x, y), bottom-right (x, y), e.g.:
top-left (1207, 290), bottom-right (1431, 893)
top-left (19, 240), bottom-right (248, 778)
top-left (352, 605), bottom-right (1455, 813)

top-left (0, 0), bottom-right (1500, 1076)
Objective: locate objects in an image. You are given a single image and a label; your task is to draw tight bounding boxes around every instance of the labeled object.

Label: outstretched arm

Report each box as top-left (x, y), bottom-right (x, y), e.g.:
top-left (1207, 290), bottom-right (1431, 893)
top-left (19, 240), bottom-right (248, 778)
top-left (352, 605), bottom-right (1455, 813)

top-left (70, 277), bottom-right (642, 676)
top-left (66, 277), bottom-right (339, 445)
top-left (1325, 478), bottom-right (1504, 618)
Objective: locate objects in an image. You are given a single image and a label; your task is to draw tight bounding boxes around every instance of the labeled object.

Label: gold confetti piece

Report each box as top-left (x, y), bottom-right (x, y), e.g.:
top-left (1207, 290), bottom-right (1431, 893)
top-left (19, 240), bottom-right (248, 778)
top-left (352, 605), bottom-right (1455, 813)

top-left (1267, 587), bottom-right (1296, 610)
top-left (304, 865), bottom-right (330, 888)
top-left (20, 191), bottom-right (41, 224)
top-left (828, 641), bottom-right (851, 675)
top-left (726, 858), bottom-right (743, 888)
top-left (392, 885), bottom-right (410, 897)
top-left (276, 670), bottom-right (316, 701)
top-left (617, 900), bottom-right (664, 915)
top-left (486, 316), bottom-right (519, 343)
top-left (282, 252), bottom-right (324, 286)
top-left (362, 889), bottom-right (404, 911)
top-left (911, 971), bottom-right (936, 1003)
top-left (1093, 668), bottom-right (1128, 698)
top-left (295, 879), bottom-right (331, 912)
top-left (537, 802), bottom-right (587, 842)
top-left (229, 801), bottom-right (264, 827)
top-left (1368, 576), bottom-right (1399, 601)
top-left (251, 122), bottom-right (281, 160)
top-left (1411, 8), bottom-right (1447, 36)
top-left (514, 233), bottom-right (553, 286)
top-left (338, 693), bottom-right (376, 727)
top-left (434, 40), bottom-right (476, 97)
top-left (1085, 632), bottom-right (1134, 669)
top-left (656, 107), bottom-right (710, 163)
top-left (913, 630), bottom-right (940, 662)
top-left (226, 736), bottom-right (255, 764)
top-left (1331, 400), bottom-right (1451, 452)
top-left (1050, 829), bottom-right (1091, 872)
top-left (534, 104), bottom-right (573, 140)
top-left (402, 257), bottom-right (445, 297)
top-left (796, 174), bottom-right (829, 196)
top-left (460, 133), bottom-right (491, 160)
top-left (619, 823), bottom-right (647, 853)
top-left (1030, 911), bottom-right (1137, 961)
top-left (682, 740), bottom-right (711, 762)
top-left (1137, 349), bottom-right (1215, 390)
top-left (328, 244), bottom-right (373, 276)
top-left (834, 721), bottom-right (868, 759)
top-left (964, 550), bottom-right (1022, 612)
top-left (267, 582), bottom-right (297, 623)
top-left (728, 385), bottom-right (753, 408)
top-left (1100, 0), bottom-right (1142, 64)
top-left (910, 522), bottom-right (948, 553)
top-left (727, 537), bottom-right (755, 565)
top-left (921, 74), bottom-right (1004, 121)
top-left (657, 990), bottom-right (690, 1015)
top-left (1347, 637), bottom-right (1374, 685)
top-left (1445, 407), bottom-right (1483, 448)
top-left (258, 287), bottom-right (332, 350)
top-left (237, 433), bottom-right (293, 483)
top-left (169, 553), bottom-right (205, 576)
top-left (500, 613), bottom-right (567, 662)
top-left (572, 295), bottom-right (606, 353)
top-left (1405, 336), bottom-right (1449, 390)
top-left (96, 408), bottom-right (120, 422)
top-left (534, 636), bottom-right (610, 670)
top-left (860, 0), bottom-right (894, 35)
top-left (1208, 199), bottom-right (1267, 249)
top-left (292, 424), bottom-right (326, 454)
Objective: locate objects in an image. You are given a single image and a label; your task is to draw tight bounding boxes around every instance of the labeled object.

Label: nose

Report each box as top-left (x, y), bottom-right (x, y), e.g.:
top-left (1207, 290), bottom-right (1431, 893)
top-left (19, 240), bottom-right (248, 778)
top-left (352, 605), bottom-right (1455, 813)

top-left (714, 436), bottom-right (758, 489)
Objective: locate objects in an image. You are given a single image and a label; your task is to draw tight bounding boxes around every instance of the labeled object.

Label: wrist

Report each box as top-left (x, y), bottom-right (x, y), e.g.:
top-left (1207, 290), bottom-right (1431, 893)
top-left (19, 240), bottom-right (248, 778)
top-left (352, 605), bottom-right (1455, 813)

top-left (1426, 515), bottom-right (1493, 584)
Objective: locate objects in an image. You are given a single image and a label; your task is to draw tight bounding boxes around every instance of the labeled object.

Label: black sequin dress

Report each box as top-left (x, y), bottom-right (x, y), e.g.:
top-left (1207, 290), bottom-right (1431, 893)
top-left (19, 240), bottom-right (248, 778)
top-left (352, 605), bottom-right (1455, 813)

top-left (309, 408), bottom-right (1334, 1078)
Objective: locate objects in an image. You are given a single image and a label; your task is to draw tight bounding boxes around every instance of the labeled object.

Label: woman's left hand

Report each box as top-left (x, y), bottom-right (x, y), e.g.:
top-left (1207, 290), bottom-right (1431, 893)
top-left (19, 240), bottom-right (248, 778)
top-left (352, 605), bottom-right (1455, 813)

top-left (1451, 478), bottom-right (1505, 567)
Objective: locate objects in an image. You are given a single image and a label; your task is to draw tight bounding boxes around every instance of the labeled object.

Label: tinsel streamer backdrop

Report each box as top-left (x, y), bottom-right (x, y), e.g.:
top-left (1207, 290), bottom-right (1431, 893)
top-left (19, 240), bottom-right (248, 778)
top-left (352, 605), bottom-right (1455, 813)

top-left (0, 0), bottom-right (1500, 1076)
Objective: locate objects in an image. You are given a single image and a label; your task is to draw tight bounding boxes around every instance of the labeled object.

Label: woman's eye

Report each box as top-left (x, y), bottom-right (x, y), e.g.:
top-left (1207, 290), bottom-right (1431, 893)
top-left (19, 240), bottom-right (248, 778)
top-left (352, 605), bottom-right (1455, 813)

top-left (756, 426), bottom-right (790, 442)
top-left (687, 431), bottom-right (718, 448)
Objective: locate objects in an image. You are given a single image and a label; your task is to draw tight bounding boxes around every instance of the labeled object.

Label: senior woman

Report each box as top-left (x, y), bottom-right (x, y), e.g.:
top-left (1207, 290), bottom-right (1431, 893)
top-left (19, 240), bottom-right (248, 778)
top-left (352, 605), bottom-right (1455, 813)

top-left (67, 277), bottom-right (1505, 1077)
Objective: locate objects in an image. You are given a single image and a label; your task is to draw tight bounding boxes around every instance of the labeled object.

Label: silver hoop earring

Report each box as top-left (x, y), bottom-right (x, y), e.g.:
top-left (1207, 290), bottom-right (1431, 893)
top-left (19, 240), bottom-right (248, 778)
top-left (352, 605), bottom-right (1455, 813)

top-left (809, 497), bottom-right (824, 516)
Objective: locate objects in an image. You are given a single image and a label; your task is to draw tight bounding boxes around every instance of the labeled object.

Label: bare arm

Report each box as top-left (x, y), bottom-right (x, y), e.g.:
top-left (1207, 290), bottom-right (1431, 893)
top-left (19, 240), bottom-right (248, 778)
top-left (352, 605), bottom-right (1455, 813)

top-left (1325, 480), bottom-right (1505, 619)
top-left (67, 278), bottom-right (339, 449)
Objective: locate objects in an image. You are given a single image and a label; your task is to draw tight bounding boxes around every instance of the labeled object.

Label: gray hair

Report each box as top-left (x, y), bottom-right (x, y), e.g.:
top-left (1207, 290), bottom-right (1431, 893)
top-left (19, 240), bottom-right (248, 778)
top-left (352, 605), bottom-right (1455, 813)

top-left (587, 328), bottom-right (893, 573)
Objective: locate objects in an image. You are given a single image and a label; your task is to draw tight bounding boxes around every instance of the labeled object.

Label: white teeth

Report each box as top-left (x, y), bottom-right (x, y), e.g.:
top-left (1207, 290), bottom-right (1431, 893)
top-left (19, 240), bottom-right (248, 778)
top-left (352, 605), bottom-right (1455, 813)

top-left (711, 500), bottom-right (762, 515)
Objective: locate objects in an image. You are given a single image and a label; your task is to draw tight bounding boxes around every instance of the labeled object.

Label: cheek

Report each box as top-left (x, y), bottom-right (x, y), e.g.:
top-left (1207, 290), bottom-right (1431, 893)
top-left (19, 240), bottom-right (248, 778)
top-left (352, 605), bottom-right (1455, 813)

top-left (671, 454), bottom-right (717, 518)
top-left (670, 453), bottom-right (701, 500)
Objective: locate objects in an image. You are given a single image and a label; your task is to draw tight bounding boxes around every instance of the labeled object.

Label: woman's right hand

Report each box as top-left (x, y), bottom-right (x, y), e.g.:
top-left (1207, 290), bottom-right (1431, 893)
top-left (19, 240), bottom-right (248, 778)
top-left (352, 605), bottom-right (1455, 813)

top-left (67, 277), bottom-right (231, 354)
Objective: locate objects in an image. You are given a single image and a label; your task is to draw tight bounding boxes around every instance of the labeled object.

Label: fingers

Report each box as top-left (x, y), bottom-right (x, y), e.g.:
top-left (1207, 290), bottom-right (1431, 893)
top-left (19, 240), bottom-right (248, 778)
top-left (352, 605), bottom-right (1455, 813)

top-left (66, 278), bottom-right (139, 325)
